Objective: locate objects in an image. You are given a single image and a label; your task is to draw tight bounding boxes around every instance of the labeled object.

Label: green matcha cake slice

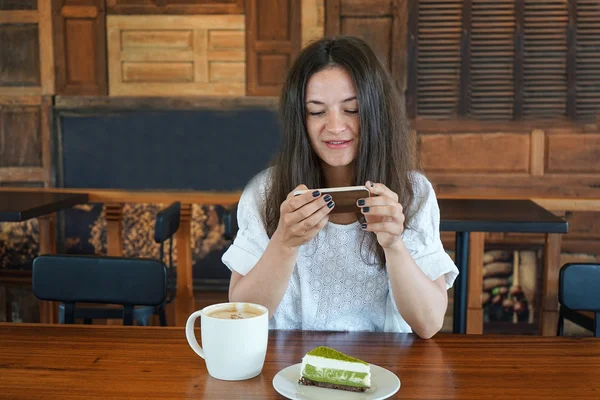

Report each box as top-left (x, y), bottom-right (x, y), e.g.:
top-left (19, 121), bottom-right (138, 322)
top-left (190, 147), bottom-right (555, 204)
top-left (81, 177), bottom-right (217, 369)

top-left (298, 346), bottom-right (371, 392)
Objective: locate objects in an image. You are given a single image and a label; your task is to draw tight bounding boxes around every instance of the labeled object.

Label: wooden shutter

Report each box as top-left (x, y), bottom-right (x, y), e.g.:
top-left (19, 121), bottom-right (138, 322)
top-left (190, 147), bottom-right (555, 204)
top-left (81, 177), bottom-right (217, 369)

top-left (415, 0), bottom-right (463, 117)
top-left (469, 0), bottom-right (515, 119)
top-left (410, 0), bottom-right (600, 121)
top-left (576, 0), bottom-right (600, 120)
top-left (523, 0), bottom-right (568, 119)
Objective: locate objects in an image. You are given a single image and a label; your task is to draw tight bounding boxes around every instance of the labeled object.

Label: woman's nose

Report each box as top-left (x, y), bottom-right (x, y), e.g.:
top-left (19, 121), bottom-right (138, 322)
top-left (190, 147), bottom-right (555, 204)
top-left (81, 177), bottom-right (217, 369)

top-left (325, 112), bottom-right (346, 133)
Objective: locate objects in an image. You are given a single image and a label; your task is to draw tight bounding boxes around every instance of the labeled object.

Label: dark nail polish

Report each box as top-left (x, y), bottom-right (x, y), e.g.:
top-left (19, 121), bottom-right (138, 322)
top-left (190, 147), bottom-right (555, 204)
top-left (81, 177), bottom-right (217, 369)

top-left (357, 199), bottom-right (365, 206)
top-left (362, 207), bottom-right (370, 213)
top-left (323, 194), bottom-right (332, 202)
top-left (361, 223), bottom-right (367, 229)
top-left (327, 201), bottom-right (335, 209)
top-left (312, 190), bottom-right (320, 197)
top-left (370, 182), bottom-right (375, 188)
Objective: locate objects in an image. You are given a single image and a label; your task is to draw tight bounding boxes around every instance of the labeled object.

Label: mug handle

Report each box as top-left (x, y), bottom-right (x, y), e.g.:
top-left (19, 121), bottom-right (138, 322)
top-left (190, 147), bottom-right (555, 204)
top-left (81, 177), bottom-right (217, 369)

top-left (185, 310), bottom-right (205, 359)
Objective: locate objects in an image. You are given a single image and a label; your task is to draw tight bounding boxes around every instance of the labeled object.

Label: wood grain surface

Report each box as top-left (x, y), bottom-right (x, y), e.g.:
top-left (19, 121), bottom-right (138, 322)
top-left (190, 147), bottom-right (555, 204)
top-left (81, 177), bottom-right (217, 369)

top-left (1, 324), bottom-right (599, 399)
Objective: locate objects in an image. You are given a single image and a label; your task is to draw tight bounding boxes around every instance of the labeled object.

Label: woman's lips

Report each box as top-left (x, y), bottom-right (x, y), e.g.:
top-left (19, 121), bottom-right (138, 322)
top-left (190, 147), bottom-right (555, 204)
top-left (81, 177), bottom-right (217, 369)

top-left (324, 139), bottom-right (352, 149)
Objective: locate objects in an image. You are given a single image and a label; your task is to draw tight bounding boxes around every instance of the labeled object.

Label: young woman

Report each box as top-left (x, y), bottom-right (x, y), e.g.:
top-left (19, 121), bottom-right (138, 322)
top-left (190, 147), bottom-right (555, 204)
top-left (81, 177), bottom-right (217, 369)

top-left (222, 36), bottom-right (458, 338)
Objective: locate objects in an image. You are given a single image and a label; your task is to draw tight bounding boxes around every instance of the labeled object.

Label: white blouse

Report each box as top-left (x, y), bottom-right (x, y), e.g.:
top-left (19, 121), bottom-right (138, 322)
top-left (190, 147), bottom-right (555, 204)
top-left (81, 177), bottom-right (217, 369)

top-left (221, 169), bottom-right (459, 332)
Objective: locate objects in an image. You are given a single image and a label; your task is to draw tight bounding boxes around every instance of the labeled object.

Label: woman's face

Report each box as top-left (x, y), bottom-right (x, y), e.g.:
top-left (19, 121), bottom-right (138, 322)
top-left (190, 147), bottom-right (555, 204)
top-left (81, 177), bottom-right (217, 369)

top-left (305, 66), bottom-right (359, 171)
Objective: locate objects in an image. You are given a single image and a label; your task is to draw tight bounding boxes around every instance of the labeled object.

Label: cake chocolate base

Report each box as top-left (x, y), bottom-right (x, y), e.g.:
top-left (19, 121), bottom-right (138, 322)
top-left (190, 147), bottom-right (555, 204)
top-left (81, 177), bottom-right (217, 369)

top-left (298, 377), bottom-right (368, 393)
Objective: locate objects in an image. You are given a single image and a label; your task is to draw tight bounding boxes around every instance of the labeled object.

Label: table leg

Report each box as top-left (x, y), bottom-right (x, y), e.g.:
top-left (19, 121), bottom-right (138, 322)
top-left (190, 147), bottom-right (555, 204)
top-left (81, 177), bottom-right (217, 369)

top-left (467, 232), bottom-right (485, 334)
top-left (453, 232), bottom-right (469, 334)
top-left (540, 233), bottom-right (562, 336)
top-left (38, 214), bottom-right (57, 324)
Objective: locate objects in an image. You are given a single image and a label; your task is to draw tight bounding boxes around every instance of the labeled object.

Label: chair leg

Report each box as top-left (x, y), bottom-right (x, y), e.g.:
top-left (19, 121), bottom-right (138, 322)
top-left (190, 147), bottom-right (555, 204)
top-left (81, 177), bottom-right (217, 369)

top-left (58, 304), bottom-right (65, 324)
top-left (63, 303), bottom-right (75, 324)
top-left (123, 305), bottom-right (134, 326)
top-left (557, 315), bottom-right (564, 336)
top-left (557, 306), bottom-right (565, 336)
top-left (158, 305), bottom-right (167, 326)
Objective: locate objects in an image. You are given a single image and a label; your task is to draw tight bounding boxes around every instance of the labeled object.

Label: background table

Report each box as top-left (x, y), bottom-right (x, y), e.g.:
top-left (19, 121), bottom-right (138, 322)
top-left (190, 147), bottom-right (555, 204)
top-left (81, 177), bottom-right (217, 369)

top-left (1, 324), bottom-right (598, 399)
top-left (439, 199), bottom-right (568, 335)
top-left (0, 191), bottom-right (89, 322)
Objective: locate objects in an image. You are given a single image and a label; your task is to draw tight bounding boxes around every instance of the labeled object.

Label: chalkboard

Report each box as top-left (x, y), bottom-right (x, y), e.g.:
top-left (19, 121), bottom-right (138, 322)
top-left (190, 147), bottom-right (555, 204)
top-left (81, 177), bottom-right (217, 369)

top-left (59, 108), bottom-right (281, 190)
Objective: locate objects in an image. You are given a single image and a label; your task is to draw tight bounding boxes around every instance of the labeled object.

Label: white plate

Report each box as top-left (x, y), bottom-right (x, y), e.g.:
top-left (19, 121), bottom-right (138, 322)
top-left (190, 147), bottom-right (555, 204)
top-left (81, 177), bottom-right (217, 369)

top-left (272, 363), bottom-right (400, 400)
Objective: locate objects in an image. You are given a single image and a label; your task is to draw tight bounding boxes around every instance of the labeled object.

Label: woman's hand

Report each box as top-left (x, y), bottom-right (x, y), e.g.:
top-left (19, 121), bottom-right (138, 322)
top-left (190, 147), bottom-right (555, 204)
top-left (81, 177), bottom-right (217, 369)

top-left (358, 181), bottom-right (405, 250)
top-left (272, 185), bottom-right (335, 251)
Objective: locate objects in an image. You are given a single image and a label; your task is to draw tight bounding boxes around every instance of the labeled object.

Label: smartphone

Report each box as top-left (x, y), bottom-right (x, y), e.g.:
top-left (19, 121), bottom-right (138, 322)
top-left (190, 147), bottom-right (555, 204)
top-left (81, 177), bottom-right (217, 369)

top-left (293, 185), bottom-right (371, 214)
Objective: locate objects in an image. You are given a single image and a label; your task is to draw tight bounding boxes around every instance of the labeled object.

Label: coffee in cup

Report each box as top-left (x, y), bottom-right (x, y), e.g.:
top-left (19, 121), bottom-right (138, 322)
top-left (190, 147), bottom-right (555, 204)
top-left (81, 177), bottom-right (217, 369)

top-left (205, 304), bottom-right (264, 320)
top-left (185, 302), bottom-right (269, 381)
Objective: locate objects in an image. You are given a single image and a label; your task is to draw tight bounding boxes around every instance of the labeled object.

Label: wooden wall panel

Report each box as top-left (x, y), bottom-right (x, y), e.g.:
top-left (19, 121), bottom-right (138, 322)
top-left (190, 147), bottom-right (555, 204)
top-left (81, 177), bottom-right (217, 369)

top-left (546, 134), bottom-right (600, 173)
top-left (0, 96), bottom-right (51, 185)
top-left (419, 133), bottom-right (531, 173)
top-left (326, 0), bottom-right (407, 92)
top-left (563, 212), bottom-right (600, 241)
top-left (0, 1), bottom-right (37, 9)
top-left (106, 0), bottom-right (244, 14)
top-left (302, 0), bottom-right (324, 47)
top-left (107, 15), bottom-right (245, 96)
top-left (0, 24), bottom-right (40, 87)
top-left (246, 0), bottom-right (301, 96)
top-left (53, 0), bottom-right (107, 95)
top-left (0, 2), bottom-right (53, 95)
top-left (0, 106), bottom-right (41, 167)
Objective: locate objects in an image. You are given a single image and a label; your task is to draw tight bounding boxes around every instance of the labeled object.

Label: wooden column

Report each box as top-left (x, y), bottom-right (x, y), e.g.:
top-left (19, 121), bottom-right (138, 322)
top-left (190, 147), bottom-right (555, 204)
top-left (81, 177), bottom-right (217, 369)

top-left (105, 203), bottom-right (123, 256)
top-left (38, 214), bottom-right (57, 324)
top-left (175, 203), bottom-right (194, 326)
top-left (541, 233), bottom-right (563, 336)
top-left (466, 232), bottom-right (485, 334)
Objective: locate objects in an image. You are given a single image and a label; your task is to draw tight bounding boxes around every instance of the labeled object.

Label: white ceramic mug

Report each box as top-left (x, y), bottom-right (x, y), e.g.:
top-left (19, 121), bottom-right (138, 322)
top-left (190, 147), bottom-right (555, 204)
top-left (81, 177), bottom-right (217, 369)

top-left (185, 302), bottom-right (269, 381)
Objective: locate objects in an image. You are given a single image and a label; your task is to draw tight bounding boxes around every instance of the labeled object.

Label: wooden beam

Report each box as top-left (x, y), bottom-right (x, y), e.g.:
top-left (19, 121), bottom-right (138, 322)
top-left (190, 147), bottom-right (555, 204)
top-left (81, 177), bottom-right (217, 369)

top-left (0, 11), bottom-right (38, 24)
top-left (392, 0), bottom-right (408, 95)
top-left (0, 187), bottom-right (242, 205)
top-left (54, 95), bottom-right (278, 110)
top-left (529, 129), bottom-right (545, 176)
top-left (540, 233), bottom-right (563, 336)
top-left (466, 232), bottom-right (485, 334)
top-left (406, 0), bottom-right (418, 118)
top-left (38, 214), bottom-right (57, 324)
top-left (105, 204), bottom-right (124, 257)
top-left (39, 2), bottom-right (56, 95)
top-left (324, 0), bottom-right (340, 36)
top-left (61, 6), bottom-right (98, 19)
top-left (175, 204), bottom-right (194, 326)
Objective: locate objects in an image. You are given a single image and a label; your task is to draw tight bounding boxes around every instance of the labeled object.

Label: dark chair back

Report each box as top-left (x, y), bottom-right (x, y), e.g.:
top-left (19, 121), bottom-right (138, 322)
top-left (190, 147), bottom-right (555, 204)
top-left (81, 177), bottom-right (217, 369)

top-left (223, 203), bottom-right (239, 241)
top-left (558, 263), bottom-right (600, 337)
top-left (154, 201), bottom-right (180, 305)
top-left (32, 254), bottom-right (167, 325)
top-left (154, 201), bottom-right (181, 244)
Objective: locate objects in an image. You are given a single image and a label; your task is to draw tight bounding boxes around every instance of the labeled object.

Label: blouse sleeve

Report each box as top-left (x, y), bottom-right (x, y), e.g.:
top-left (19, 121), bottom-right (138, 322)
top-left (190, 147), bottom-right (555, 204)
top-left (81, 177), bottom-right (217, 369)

top-left (221, 172), bottom-right (271, 276)
top-left (401, 173), bottom-right (459, 290)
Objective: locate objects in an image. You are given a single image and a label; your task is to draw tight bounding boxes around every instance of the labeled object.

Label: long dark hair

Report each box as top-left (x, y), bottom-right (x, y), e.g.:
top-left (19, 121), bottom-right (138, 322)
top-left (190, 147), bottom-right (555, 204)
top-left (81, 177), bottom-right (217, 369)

top-left (265, 36), bottom-right (417, 264)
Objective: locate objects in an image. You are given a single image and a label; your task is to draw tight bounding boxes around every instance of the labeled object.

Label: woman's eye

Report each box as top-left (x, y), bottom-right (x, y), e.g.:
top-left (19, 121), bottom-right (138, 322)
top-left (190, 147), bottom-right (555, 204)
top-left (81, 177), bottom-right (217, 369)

top-left (346, 110), bottom-right (358, 114)
top-left (308, 111), bottom-right (324, 116)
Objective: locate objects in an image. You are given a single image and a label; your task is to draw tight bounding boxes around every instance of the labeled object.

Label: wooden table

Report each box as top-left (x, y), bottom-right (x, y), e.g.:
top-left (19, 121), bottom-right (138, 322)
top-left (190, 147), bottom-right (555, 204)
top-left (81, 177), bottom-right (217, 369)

top-left (2, 324), bottom-right (599, 399)
top-left (0, 191), bottom-right (89, 323)
top-left (438, 199), bottom-right (568, 336)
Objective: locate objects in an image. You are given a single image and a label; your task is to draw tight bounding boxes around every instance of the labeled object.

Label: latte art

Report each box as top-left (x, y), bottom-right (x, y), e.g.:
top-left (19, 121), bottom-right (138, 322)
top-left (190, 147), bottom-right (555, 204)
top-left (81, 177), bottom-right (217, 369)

top-left (206, 304), bottom-right (264, 320)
